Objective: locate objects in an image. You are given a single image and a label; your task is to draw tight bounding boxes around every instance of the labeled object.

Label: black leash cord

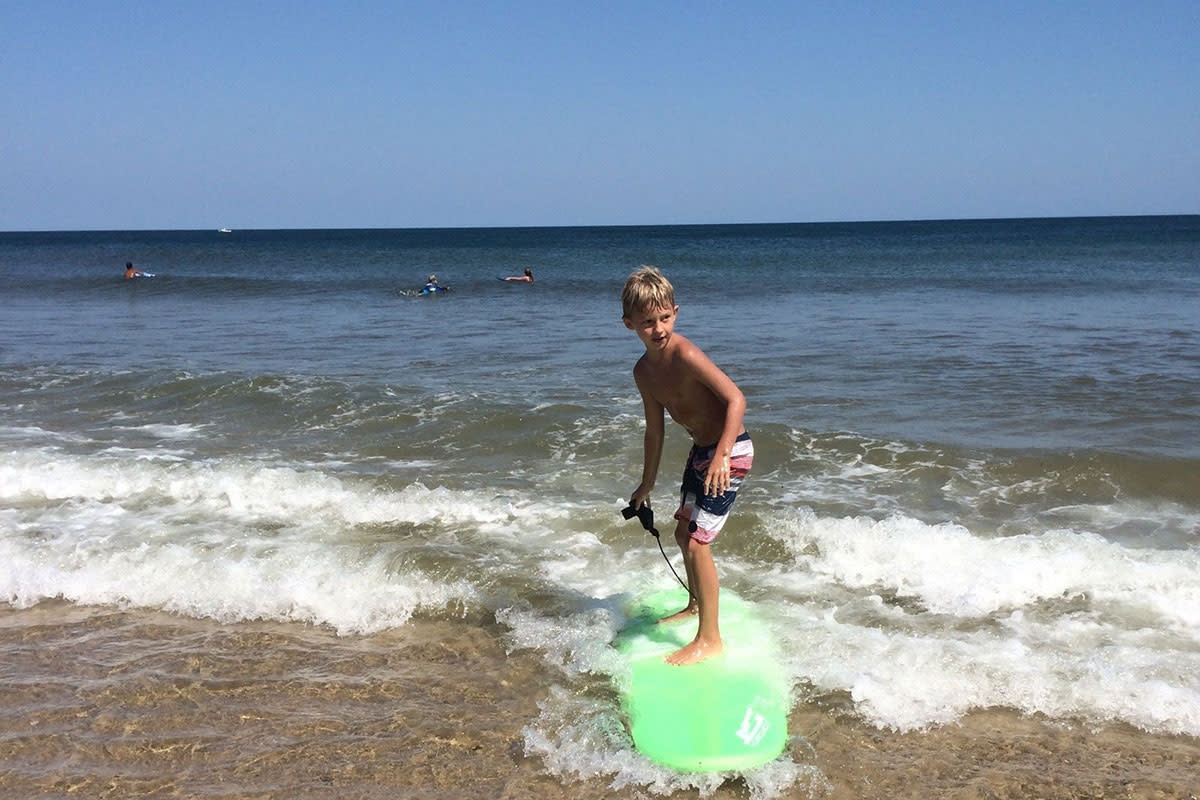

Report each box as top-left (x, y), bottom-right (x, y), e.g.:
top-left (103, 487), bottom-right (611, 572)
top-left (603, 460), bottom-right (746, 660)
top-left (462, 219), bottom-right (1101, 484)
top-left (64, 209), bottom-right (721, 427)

top-left (621, 504), bottom-right (696, 602)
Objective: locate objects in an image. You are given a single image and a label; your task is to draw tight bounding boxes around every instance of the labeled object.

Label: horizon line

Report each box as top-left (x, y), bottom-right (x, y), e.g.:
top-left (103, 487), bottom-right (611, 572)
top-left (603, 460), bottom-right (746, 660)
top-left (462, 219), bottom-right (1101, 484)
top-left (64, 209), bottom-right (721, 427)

top-left (4, 211), bottom-right (1197, 236)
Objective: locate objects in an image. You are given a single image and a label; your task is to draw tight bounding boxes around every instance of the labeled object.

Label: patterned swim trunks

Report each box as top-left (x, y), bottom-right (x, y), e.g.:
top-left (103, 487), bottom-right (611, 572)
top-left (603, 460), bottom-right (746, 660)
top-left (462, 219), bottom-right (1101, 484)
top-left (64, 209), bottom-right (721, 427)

top-left (674, 431), bottom-right (753, 544)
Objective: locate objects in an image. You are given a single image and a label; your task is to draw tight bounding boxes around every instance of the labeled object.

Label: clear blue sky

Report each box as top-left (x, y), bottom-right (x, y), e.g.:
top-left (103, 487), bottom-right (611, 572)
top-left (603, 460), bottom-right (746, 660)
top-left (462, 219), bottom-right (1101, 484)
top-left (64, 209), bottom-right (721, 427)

top-left (2, 1), bottom-right (1197, 230)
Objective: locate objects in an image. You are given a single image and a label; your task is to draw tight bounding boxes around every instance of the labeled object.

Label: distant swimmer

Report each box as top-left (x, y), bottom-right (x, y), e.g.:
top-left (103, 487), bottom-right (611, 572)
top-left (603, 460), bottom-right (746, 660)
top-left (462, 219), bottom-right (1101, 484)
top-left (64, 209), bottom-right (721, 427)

top-left (401, 273), bottom-right (450, 296)
top-left (501, 268), bottom-right (534, 283)
top-left (124, 262), bottom-right (147, 280)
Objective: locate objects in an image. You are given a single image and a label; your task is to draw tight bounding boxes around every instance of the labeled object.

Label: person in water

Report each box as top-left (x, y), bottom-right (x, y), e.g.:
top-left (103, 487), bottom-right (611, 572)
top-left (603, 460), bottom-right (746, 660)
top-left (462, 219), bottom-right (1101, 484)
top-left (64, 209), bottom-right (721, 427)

top-left (123, 262), bottom-right (146, 280)
top-left (622, 266), bottom-right (753, 666)
top-left (424, 274), bottom-right (440, 291)
top-left (502, 268), bottom-right (534, 282)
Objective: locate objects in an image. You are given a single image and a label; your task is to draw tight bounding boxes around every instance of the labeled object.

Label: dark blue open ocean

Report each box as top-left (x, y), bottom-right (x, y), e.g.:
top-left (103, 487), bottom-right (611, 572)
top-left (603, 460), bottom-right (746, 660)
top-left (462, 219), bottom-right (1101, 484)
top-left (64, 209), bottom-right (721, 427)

top-left (2, 217), bottom-right (1198, 797)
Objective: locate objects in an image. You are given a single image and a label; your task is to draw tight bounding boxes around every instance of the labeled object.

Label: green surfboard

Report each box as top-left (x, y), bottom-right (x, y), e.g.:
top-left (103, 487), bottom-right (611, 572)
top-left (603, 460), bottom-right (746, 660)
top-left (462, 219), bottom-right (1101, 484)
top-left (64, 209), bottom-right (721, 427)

top-left (612, 588), bottom-right (789, 771)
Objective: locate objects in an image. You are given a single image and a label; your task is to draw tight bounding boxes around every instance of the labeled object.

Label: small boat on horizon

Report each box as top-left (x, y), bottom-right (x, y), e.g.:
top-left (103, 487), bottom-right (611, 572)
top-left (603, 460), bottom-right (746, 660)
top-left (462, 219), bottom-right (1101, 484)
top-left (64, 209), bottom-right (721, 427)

top-left (218, 228), bottom-right (232, 233)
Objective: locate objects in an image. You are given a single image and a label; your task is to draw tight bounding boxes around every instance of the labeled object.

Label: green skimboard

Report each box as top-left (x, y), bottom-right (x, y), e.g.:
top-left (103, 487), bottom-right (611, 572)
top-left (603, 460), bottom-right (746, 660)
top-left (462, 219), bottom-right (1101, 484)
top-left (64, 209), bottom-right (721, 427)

top-left (613, 588), bottom-right (789, 771)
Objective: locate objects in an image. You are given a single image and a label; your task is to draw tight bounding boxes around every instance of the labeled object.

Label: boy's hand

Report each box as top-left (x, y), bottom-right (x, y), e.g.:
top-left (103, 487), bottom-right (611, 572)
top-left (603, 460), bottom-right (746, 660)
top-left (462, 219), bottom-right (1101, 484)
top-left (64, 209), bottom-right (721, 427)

top-left (703, 454), bottom-right (732, 496)
top-left (629, 482), bottom-right (653, 510)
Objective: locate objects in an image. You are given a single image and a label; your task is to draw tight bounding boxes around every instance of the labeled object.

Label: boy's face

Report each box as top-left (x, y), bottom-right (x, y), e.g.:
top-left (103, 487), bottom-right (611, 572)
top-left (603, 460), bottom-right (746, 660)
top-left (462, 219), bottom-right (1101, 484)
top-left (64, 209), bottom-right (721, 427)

top-left (624, 302), bottom-right (679, 351)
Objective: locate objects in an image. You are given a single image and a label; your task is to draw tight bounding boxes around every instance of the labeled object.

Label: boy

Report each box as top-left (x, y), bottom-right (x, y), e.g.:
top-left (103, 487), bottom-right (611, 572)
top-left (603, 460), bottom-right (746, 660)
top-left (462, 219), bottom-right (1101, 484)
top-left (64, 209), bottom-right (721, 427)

top-left (622, 266), bottom-right (753, 666)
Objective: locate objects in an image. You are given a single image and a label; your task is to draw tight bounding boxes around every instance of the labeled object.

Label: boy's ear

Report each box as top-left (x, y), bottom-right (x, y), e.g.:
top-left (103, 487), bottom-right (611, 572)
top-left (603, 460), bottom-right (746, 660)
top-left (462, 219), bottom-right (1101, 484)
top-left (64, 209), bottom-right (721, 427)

top-left (622, 316), bottom-right (634, 330)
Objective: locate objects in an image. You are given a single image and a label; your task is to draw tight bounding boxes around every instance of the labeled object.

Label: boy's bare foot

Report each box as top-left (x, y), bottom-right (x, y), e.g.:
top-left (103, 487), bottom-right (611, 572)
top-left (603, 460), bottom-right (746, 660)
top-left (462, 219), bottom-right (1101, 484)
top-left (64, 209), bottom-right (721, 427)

top-left (657, 606), bottom-right (698, 624)
top-left (665, 636), bottom-right (723, 666)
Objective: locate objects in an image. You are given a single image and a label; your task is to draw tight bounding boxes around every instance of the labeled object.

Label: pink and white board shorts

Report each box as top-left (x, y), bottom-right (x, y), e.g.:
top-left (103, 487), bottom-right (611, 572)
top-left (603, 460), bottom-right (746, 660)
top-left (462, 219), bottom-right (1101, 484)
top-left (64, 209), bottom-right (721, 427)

top-left (674, 432), bottom-right (753, 544)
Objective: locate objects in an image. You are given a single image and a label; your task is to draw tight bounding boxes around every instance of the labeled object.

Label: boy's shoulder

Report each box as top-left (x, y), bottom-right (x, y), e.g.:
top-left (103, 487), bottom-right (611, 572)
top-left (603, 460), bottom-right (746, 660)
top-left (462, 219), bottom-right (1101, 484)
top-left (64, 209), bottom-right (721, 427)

top-left (669, 335), bottom-right (736, 386)
top-left (669, 333), bottom-right (710, 366)
top-left (634, 334), bottom-right (707, 374)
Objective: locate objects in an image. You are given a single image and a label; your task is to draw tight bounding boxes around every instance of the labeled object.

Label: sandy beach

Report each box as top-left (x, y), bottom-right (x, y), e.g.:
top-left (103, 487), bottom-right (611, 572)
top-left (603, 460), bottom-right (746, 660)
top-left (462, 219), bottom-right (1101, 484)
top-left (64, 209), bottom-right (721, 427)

top-left (3, 603), bottom-right (1196, 800)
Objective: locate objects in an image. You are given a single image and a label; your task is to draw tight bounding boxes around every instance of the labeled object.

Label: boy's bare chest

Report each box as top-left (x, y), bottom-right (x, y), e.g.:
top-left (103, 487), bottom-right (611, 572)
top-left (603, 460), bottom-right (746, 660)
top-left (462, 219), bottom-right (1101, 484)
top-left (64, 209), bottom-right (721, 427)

top-left (643, 364), bottom-right (709, 419)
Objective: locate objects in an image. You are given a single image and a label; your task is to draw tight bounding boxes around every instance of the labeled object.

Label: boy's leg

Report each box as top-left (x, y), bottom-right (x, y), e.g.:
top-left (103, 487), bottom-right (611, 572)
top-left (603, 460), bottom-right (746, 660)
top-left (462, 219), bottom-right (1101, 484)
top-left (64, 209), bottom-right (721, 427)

top-left (665, 531), bottom-right (722, 665)
top-left (658, 519), bottom-right (701, 624)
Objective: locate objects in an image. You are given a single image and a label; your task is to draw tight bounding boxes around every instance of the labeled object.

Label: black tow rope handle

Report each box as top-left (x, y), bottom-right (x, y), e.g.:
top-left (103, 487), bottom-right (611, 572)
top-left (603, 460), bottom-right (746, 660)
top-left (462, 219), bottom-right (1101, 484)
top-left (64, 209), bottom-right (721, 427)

top-left (620, 504), bottom-right (695, 601)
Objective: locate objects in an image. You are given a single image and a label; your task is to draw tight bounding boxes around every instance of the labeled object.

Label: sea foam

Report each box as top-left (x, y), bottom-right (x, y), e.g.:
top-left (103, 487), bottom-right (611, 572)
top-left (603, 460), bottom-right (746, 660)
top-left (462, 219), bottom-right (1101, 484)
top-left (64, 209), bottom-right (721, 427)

top-left (0, 446), bottom-right (516, 633)
top-left (758, 508), bottom-right (1200, 736)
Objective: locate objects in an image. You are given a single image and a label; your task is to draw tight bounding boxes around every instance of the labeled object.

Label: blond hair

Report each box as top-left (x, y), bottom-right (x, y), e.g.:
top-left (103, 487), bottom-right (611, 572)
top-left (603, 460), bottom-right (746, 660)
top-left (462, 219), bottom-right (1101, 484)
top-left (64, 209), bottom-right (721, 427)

top-left (621, 266), bottom-right (675, 318)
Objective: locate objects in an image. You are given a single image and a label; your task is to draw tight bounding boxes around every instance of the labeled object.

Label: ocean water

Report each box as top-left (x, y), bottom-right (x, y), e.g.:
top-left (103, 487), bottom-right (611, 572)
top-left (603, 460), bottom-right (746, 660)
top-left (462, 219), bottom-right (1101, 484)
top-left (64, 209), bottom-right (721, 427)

top-left (2, 217), bottom-right (1199, 797)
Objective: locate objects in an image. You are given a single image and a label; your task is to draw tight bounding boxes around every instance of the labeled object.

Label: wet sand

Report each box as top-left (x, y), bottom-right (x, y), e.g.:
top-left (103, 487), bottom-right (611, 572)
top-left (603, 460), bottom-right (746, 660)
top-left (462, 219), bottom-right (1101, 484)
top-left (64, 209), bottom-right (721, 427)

top-left (2, 603), bottom-right (1197, 799)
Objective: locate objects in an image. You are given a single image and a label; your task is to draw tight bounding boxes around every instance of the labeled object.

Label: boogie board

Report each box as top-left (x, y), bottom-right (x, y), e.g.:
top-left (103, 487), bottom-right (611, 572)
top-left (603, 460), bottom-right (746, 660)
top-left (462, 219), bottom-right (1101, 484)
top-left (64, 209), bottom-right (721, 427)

top-left (399, 286), bottom-right (450, 297)
top-left (612, 588), bottom-right (789, 771)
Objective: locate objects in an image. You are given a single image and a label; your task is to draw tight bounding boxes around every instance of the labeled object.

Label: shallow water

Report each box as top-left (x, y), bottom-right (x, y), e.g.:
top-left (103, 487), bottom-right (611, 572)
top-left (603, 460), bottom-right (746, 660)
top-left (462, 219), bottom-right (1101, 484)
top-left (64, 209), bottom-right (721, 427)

top-left (2, 603), bottom-right (1197, 799)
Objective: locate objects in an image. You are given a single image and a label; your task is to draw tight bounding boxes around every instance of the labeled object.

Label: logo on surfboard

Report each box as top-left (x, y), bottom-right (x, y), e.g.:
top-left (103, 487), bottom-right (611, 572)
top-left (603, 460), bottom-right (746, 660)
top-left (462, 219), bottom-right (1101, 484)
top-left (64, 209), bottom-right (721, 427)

top-left (735, 704), bottom-right (770, 746)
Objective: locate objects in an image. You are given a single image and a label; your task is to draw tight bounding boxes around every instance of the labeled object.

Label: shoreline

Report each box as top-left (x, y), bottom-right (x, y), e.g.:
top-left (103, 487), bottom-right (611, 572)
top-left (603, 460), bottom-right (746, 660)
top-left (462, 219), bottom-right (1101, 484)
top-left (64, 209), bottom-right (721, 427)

top-left (2, 603), bottom-right (1197, 799)
top-left (793, 703), bottom-right (1200, 800)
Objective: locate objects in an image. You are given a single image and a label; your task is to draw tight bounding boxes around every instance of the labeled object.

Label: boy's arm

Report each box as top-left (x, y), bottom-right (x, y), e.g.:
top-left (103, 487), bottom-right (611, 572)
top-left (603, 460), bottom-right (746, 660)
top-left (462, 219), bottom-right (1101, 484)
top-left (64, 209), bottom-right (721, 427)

top-left (630, 368), bottom-right (665, 509)
top-left (683, 346), bottom-right (746, 496)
